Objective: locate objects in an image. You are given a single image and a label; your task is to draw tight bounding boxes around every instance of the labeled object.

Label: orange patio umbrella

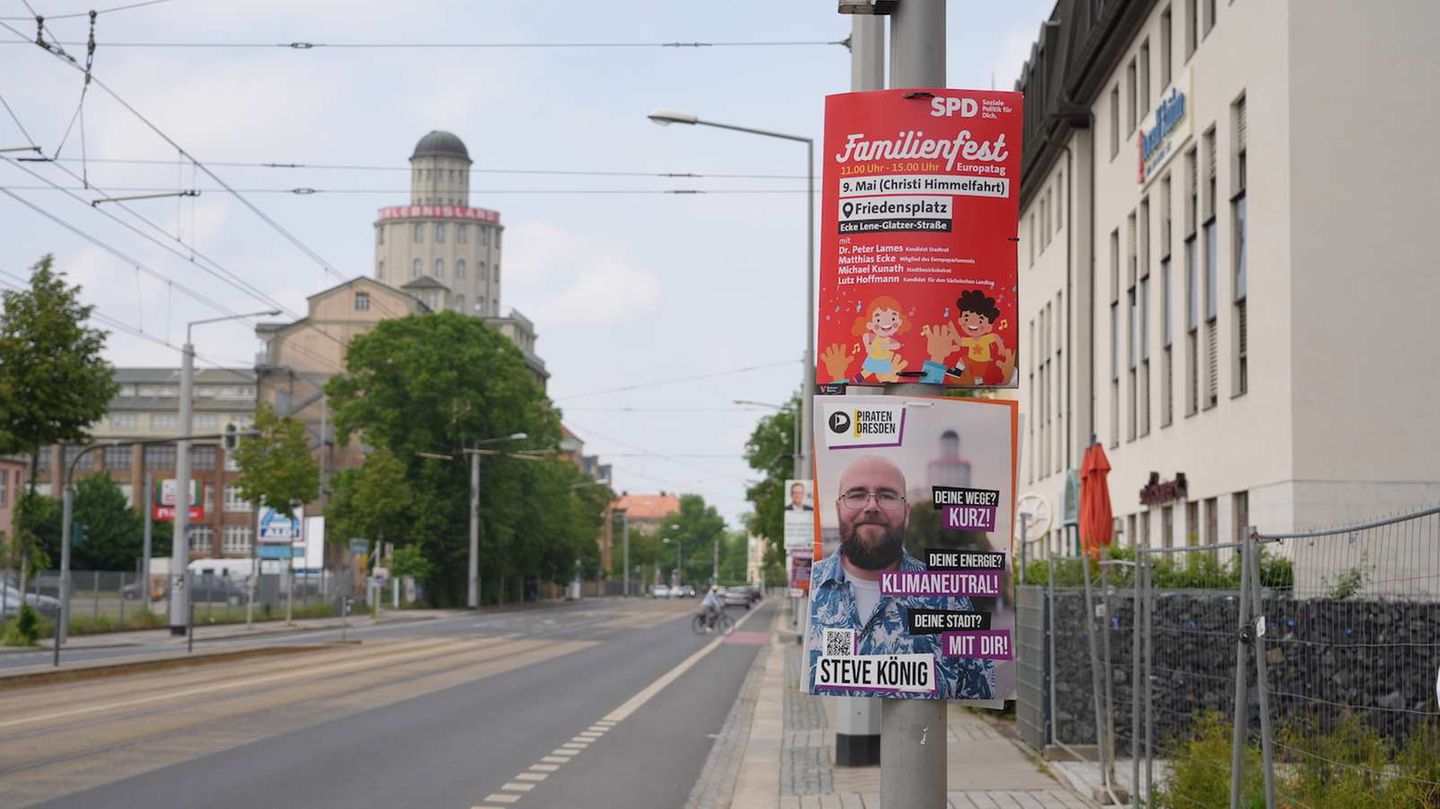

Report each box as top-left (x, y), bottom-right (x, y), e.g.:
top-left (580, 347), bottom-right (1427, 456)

top-left (1079, 442), bottom-right (1114, 558)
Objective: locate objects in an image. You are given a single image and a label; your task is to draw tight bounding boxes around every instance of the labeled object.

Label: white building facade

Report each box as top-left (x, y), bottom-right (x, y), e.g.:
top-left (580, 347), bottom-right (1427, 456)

top-left (1014, 0), bottom-right (1440, 554)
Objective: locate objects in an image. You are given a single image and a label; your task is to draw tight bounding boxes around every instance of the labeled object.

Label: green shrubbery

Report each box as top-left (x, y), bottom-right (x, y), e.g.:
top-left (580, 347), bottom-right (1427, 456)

top-left (1019, 545), bottom-right (1294, 592)
top-left (1154, 711), bottom-right (1440, 808)
top-left (1, 604), bottom-right (43, 646)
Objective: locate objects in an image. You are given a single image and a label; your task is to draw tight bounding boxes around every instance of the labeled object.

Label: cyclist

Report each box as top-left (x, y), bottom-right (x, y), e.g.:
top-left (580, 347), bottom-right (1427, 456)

top-left (700, 586), bottom-right (725, 632)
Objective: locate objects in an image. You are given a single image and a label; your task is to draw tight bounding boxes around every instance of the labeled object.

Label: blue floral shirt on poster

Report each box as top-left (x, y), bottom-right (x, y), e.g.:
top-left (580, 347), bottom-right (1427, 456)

top-left (806, 549), bottom-right (995, 700)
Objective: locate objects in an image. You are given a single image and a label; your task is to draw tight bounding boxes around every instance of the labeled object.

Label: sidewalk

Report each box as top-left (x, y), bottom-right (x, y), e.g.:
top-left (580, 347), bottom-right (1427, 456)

top-left (724, 608), bottom-right (1095, 808)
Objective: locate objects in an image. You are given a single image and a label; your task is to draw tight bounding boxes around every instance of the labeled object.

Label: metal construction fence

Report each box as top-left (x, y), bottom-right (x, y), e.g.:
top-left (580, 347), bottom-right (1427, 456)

top-left (1015, 505), bottom-right (1440, 808)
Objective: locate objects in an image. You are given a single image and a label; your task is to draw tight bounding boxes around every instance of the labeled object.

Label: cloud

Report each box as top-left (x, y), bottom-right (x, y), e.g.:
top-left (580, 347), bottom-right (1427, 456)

top-left (504, 219), bottom-right (660, 328)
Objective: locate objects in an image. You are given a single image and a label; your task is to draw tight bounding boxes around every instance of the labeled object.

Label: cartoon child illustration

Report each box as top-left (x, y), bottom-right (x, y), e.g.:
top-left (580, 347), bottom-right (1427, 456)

top-left (851, 295), bottom-right (909, 383)
top-left (955, 290), bottom-right (1007, 384)
top-left (918, 289), bottom-right (1015, 386)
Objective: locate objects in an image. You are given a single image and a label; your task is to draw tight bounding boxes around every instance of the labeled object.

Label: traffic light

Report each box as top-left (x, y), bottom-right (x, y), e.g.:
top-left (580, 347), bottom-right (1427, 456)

top-left (224, 422), bottom-right (238, 450)
top-left (73, 521), bottom-right (87, 546)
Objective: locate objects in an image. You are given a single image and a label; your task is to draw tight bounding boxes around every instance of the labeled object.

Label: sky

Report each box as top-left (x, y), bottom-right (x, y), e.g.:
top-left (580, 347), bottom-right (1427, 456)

top-left (0, 0), bottom-right (1052, 526)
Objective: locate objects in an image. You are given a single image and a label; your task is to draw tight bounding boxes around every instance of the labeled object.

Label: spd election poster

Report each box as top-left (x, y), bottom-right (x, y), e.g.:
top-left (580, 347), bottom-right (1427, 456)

top-left (815, 89), bottom-right (1023, 389)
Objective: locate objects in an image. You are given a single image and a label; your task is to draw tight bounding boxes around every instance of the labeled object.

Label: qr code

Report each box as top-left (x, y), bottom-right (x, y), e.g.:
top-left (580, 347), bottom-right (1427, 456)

top-left (823, 628), bottom-right (855, 657)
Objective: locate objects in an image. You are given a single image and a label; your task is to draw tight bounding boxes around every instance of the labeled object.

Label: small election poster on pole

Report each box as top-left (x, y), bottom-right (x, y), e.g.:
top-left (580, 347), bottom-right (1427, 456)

top-left (789, 551), bottom-right (813, 598)
top-left (815, 89), bottom-right (1023, 389)
top-left (151, 478), bottom-right (203, 522)
top-left (805, 394), bottom-right (1018, 703)
top-left (784, 479), bottom-right (816, 551)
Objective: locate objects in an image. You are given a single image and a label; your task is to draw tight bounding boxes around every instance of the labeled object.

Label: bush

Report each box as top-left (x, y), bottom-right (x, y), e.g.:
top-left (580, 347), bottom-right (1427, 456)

top-left (1, 604), bottom-right (42, 646)
top-left (1154, 711), bottom-right (1265, 809)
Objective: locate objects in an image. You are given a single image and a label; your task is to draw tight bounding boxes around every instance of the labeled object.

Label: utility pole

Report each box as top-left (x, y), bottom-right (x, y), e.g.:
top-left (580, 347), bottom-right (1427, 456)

top-left (618, 509), bottom-right (631, 597)
top-left (832, 9), bottom-right (888, 772)
top-left (468, 450), bottom-right (481, 609)
top-left (169, 341), bottom-right (194, 636)
top-left (142, 471), bottom-right (153, 613)
top-left (712, 534), bottom-right (719, 584)
top-left (878, 3), bottom-right (949, 806)
top-left (58, 482), bottom-right (73, 642)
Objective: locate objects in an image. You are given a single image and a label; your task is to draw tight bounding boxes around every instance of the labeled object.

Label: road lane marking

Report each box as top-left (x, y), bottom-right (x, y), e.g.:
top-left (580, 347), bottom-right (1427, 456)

top-left (471, 605), bottom-right (768, 809)
top-left (0, 638), bottom-right (486, 731)
top-left (602, 606), bottom-right (762, 723)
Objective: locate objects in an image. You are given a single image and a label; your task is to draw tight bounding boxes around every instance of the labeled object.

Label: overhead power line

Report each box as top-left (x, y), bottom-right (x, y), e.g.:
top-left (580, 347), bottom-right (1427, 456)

top-left (26, 157), bottom-right (808, 180)
top-left (0, 184), bottom-right (809, 196)
top-left (0, 0), bottom-right (179, 21)
top-left (552, 359), bottom-right (800, 401)
top-left (0, 37), bottom-right (845, 50)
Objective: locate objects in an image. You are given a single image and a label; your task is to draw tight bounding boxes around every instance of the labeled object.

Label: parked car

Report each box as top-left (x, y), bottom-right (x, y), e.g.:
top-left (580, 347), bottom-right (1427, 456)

top-left (1, 583), bottom-right (61, 619)
top-left (188, 574), bottom-right (248, 606)
top-left (672, 584), bottom-right (696, 598)
top-left (650, 583), bottom-right (670, 598)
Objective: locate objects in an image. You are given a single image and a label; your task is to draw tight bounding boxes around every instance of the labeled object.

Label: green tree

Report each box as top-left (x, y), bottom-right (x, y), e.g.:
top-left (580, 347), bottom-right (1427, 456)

top-left (69, 473), bottom-right (146, 570)
top-left (231, 402), bottom-right (320, 519)
top-left (326, 312), bottom-right (563, 606)
top-left (742, 395), bottom-right (798, 575)
top-left (0, 255), bottom-right (118, 598)
top-left (653, 494), bottom-right (728, 587)
top-left (327, 447), bottom-right (412, 551)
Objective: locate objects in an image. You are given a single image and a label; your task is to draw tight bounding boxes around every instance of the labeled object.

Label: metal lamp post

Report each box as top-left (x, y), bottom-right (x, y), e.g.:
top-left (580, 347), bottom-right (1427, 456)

top-left (169, 309), bottom-right (280, 636)
top-left (650, 110), bottom-right (815, 476)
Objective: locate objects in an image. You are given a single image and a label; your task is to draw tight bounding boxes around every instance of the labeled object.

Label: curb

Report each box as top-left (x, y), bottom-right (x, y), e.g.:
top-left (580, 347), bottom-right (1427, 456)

top-left (725, 603), bottom-right (790, 809)
top-left (0, 644), bottom-right (324, 691)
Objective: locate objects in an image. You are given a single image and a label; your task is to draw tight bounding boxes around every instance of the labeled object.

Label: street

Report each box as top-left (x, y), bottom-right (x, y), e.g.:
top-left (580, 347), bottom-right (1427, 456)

top-left (0, 598), bottom-right (776, 809)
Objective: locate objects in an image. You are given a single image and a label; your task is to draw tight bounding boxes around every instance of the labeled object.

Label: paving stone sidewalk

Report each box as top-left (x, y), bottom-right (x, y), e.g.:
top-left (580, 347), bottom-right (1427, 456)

top-left (724, 606), bottom-right (1096, 808)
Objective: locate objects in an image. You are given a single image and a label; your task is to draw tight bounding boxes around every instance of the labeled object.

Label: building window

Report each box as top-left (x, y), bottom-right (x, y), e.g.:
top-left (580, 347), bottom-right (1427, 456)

top-left (423, 292), bottom-right (440, 310)
top-left (110, 412), bottom-right (139, 430)
top-left (457, 224), bottom-right (468, 244)
top-left (1186, 0), bottom-right (1198, 59)
top-left (1056, 171), bottom-right (1064, 230)
top-left (1139, 275), bottom-right (1151, 436)
top-left (377, 259), bottom-right (384, 281)
top-left (1161, 504), bottom-right (1174, 548)
top-left (1203, 127), bottom-right (1219, 410)
top-left (224, 450), bottom-right (240, 472)
top-left (1232, 491), bottom-right (1249, 543)
top-left (1204, 496), bottom-right (1218, 545)
top-left (103, 444), bottom-right (132, 470)
top-left (1204, 0), bottom-right (1216, 37)
top-left (1029, 214), bottom-right (1036, 266)
top-left (411, 258), bottom-right (422, 279)
top-left (1184, 147), bottom-right (1199, 416)
top-left (0, 470), bottom-right (6, 507)
top-left (1161, 171), bottom-right (1174, 427)
top-left (1109, 85), bottom-right (1120, 159)
top-left (434, 258), bottom-right (445, 279)
top-left (64, 444), bottom-right (93, 471)
top-left (1139, 40), bottom-right (1151, 110)
top-left (1126, 58), bottom-right (1137, 135)
top-left (194, 413), bottom-right (219, 430)
top-left (1160, 7), bottom-right (1173, 89)
top-left (455, 294), bottom-right (465, 313)
top-left (1186, 500), bottom-right (1199, 546)
top-left (151, 413), bottom-right (178, 431)
top-left (355, 291), bottom-right (371, 311)
top-left (455, 259), bottom-right (466, 279)
top-left (188, 526), bottom-right (214, 555)
top-left (477, 297), bottom-right (486, 314)
top-left (191, 445), bottom-right (216, 471)
top-left (1232, 95), bottom-right (1248, 398)
top-left (480, 227), bottom-right (489, 246)
top-left (145, 445), bottom-right (176, 470)
top-left (224, 486), bottom-right (250, 513)
top-left (222, 525), bottom-right (252, 555)
top-left (435, 222), bottom-right (445, 243)
top-left (413, 223), bottom-right (424, 243)
top-left (376, 227), bottom-right (384, 246)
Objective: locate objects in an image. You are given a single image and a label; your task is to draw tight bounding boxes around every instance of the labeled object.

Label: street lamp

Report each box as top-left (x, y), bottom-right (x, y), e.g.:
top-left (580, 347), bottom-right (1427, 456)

top-left (170, 309), bottom-right (280, 635)
top-left (662, 536), bottom-right (681, 588)
top-left (734, 399), bottom-right (802, 479)
top-left (650, 108), bottom-right (816, 477)
top-left (418, 432), bottom-right (528, 609)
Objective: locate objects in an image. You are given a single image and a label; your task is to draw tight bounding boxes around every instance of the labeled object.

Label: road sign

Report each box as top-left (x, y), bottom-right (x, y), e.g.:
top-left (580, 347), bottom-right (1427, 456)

top-left (258, 544), bottom-right (297, 560)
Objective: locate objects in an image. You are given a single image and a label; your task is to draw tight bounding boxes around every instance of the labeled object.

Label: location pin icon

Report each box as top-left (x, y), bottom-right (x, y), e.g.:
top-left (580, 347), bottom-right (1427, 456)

top-left (842, 202), bottom-right (853, 218)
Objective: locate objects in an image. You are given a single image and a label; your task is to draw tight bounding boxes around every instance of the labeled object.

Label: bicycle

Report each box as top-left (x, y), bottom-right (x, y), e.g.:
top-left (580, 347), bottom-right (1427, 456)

top-left (691, 609), bottom-right (734, 635)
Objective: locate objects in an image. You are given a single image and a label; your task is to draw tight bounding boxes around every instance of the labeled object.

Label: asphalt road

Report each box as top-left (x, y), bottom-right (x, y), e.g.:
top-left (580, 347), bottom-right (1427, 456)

top-left (0, 597), bottom-right (776, 809)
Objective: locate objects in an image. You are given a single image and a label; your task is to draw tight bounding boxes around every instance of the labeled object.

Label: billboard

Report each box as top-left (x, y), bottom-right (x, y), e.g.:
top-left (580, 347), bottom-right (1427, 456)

top-left (816, 88), bottom-right (1023, 389)
top-left (805, 394), bottom-right (1018, 702)
top-left (258, 506), bottom-right (303, 543)
top-left (783, 478), bottom-right (816, 550)
top-left (151, 478), bottom-right (202, 522)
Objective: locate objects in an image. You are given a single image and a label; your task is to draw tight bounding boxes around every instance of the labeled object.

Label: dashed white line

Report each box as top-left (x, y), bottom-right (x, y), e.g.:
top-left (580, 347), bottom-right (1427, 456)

top-left (516, 773), bottom-right (547, 782)
top-left (501, 783), bottom-right (534, 793)
top-left (481, 795), bottom-right (519, 805)
top-left (531, 763), bottom-right (561, 772)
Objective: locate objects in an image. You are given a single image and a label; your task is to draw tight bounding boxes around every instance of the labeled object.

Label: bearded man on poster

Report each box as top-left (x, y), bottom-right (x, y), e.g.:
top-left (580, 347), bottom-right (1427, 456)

top-left (807, 455), bottom-right (995, 699)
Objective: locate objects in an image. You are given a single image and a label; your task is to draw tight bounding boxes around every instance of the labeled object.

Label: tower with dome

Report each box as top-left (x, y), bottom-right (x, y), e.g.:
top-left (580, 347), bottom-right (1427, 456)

top-left (372, 130), bottom-right (503, 319)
